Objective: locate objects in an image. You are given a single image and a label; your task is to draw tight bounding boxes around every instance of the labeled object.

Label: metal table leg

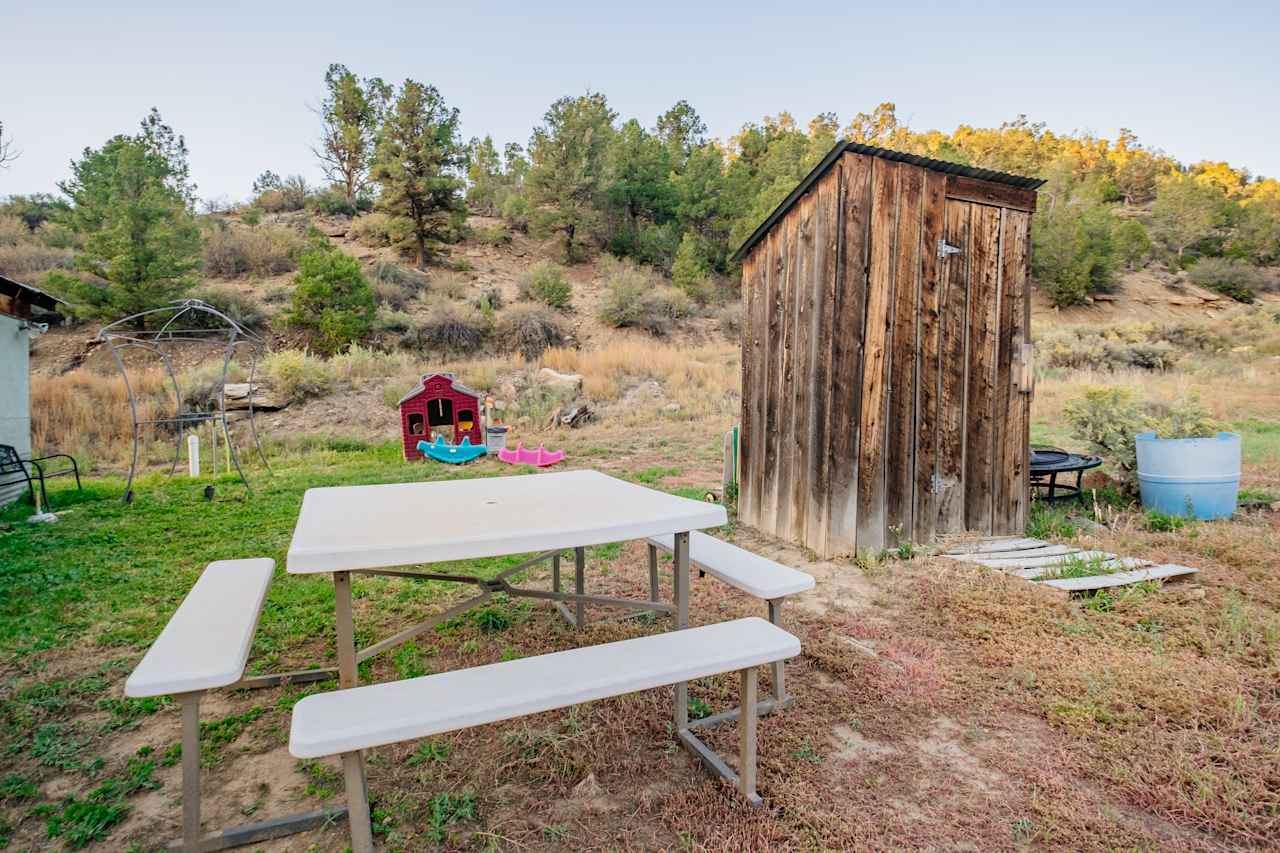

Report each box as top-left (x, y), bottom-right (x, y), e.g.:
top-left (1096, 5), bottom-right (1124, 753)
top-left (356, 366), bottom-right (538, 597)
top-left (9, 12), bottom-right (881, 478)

top-left (334, 571), bottom-right (358, 690)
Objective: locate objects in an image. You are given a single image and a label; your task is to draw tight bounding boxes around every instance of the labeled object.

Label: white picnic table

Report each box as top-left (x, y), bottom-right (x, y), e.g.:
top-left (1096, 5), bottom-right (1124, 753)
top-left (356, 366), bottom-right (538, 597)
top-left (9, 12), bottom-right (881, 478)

top-left (283, 469), bottom-right (727, 722)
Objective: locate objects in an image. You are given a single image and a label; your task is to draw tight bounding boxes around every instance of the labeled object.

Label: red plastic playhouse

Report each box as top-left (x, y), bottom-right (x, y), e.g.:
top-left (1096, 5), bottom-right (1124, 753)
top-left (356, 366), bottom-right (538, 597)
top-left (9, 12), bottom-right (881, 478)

top-left (398, 373), bottom-right (484, 461)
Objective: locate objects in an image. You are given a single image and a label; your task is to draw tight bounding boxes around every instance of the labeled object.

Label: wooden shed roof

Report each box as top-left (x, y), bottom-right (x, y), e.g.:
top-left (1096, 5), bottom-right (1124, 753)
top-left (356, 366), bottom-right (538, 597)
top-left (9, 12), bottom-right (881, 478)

top-left (0, 273), bottom-right (65, 319)
top-left (731, 141), bottom-right (1046, 262)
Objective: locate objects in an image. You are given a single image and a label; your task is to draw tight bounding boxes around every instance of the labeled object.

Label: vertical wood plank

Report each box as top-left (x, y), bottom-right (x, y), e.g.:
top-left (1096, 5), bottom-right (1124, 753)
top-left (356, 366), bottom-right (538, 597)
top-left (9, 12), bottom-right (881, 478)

top-left (997, 209), bottom-right (1031, 535)
top-left (936, 200), bottom-right (971, 534)
top-left (738, 252), bottom-right (758, 527)
top-left (774, 211), bottom-right (800, 538)
top-left (964, 204), bottom-right (1002, 533)
top-left (856, 159), bottom-right (900, 554)
top-left (885, 165), bottom-right (924, 545)
top-left (807, 168), bottom-right (840, 556)
top-left (827, 153), bottom-right (873, 555)
top-left (789, 193), bottom-right (817, 545)
top-left (749, 234), bottom-right (773, 533)
top-left (762, 229), bottom-right (783, 535)
top-left (912, 171), bottom-right (946, 543)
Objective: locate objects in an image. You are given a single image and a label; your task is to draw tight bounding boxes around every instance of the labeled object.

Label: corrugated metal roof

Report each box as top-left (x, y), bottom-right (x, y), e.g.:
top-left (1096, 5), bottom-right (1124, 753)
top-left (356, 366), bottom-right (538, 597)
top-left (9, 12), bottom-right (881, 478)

top-left (0, 273), bottom-right (65, 314)
top-left (731, 140), bottom-right (1047, 262)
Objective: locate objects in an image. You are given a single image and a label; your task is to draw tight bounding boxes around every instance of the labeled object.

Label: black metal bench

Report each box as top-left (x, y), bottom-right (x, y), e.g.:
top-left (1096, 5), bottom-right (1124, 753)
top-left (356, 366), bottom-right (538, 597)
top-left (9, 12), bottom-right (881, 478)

top-left (0, 443), bottom-right (81, 510)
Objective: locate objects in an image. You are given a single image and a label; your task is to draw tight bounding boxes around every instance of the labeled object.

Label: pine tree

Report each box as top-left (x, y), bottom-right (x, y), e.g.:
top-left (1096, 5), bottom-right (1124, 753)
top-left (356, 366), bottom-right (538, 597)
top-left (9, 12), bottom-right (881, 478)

top-left (370, 80), bottom-right (466, 269)
top-left (52, 109), bottom-right (201, 323)
top-left (527, 93), bottom-right (616, 261)
top-left (315, 64), bottom-right (391, 204)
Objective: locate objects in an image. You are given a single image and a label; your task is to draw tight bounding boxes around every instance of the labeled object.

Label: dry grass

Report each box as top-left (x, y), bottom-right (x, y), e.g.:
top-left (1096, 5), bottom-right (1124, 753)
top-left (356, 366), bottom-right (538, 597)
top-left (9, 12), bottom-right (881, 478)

top-left (543, 337), bottom-right (738, 411)
top-left (30, 370), bottom-right (172, 467)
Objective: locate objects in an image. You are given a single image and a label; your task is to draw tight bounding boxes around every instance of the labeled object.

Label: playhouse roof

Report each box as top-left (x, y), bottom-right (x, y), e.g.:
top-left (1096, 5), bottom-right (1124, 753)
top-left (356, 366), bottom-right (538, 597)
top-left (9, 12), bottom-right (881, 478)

top-left (731, 140), bottom-right (1047, 262)
top-left (396, 372), bottom-right (482, 407)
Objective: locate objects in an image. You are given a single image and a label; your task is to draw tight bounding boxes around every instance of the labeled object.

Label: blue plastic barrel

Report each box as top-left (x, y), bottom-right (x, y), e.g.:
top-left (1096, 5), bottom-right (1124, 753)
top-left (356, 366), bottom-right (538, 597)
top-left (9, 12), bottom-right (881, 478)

top-left (1135, 431), bottom-right (1240, 520)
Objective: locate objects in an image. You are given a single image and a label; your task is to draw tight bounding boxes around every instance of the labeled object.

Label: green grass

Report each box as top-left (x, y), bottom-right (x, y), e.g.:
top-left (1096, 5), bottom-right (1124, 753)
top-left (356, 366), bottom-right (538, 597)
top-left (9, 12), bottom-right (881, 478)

top-left (1039, 553), bottom-right (1118, 581)
top-left (1233, 418), bottom-right (1280, 466)
top-left (0, 441), bottom-right (529, 664)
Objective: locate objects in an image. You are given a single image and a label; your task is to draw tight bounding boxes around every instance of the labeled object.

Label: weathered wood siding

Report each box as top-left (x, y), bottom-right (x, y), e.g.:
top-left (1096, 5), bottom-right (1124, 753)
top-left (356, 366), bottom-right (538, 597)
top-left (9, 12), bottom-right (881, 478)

top-left (738, 154), bottom-right (1034, 556)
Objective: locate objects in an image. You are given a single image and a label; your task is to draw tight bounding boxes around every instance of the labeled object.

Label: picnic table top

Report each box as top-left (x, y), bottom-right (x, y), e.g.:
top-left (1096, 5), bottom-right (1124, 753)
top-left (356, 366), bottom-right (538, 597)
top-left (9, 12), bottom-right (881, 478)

top-left (286, 469), bottom-right (728, 574)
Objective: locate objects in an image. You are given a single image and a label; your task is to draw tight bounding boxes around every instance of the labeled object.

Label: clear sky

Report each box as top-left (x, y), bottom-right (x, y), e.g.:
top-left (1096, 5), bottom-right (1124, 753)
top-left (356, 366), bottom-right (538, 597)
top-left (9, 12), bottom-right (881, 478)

top-left (3, 0), bottom-right (1277, 203)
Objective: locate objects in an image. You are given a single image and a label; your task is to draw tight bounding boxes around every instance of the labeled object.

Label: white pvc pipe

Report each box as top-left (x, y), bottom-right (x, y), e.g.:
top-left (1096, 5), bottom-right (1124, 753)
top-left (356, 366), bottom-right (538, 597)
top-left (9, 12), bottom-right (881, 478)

top-left (188, 434), bottom-right (200, 477)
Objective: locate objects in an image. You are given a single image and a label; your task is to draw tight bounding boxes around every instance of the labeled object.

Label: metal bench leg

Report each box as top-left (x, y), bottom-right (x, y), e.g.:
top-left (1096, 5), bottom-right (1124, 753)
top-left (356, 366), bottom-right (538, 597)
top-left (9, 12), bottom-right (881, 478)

top-left (552, 552), bottom-right (561, 596)
top-left (179, 692), bottom-right (203, 851)
top-left (648, 543), bottom-right (659, 604)
top-left (341, 752), bottom-right (374, 853)
top-left (767, 599), bottom-right (787, 706)
top-left (673, 532), bottom-right (690, 730)
top-left (574, 547), bottom-right (586, 628)
top-left (739, 667), bottom-right (759, 804)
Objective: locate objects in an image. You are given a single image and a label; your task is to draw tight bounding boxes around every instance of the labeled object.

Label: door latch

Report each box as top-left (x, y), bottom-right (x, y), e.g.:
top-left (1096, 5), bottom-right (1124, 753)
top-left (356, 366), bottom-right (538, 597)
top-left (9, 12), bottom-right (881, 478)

top-left (938, 239), bottom-right (962, 260)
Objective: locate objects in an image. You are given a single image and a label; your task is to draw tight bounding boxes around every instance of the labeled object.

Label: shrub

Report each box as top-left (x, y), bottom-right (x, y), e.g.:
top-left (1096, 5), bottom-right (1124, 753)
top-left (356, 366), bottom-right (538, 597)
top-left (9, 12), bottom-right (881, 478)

top-left (671, 232), bottom-right (713, 303)
top-left (501, 194), bottom-right (530, 232)
top-left (240, 208), bottom-right (262, 227)
top-left (717, 302), bottom-right (743, 339)
top-left (0, 214), bottom-right (28, 245)
top-left (351, 212), bottom-right (394, 248)
top-left (289, 248), bottom-right (376, 355)
top-left (474, 223), bottom-right (511, 246)
top-left (190, 285), bottom-right (267, 329)
top-left (261, 349), bottom-right (335, 404)
top-left (36, 221), bottom-right (78, 250)
top-left (368, 262), bottom-right (429, 310)
top-left (432, 272), bottom-right (467, 300)
top-left (472, 287), bottom-right (504, 315)
top-left (1065, 387), bottom-right (1219, 491)
top-left (253, 175), bottom-right (310, 213)
top-left (598, 258), bottom-right (691, 336)
top-left (203, 224), bottom-right (304, 278)
top-left (1112, 219), bottom-right (1152, 270)
top-left (0, 243), bottom-right (74, 278)
top-left (418, 304), bottom-right (489, 354)
top-left (495, 305), bottom-right (568, 360)
top-left (307, 188), bottom-right (356, 217)
top-left (1032, 203), bottom-right (1119, 307)
top-left (517, 260), bottom-right (572, 309)
top-left (1189, 257), bottom-right (1266, 303)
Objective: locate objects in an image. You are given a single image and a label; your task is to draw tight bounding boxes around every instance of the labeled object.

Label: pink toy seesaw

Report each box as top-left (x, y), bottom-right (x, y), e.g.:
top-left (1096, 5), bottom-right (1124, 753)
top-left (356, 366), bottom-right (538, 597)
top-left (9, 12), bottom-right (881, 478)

top-left (497, 442), bottom-right (565, 467)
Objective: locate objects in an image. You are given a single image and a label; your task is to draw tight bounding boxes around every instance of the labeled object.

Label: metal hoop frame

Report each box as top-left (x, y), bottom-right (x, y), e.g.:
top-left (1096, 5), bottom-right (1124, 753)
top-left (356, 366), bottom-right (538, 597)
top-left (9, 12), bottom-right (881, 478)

top-left (98, 299), bottom-right (270, 502)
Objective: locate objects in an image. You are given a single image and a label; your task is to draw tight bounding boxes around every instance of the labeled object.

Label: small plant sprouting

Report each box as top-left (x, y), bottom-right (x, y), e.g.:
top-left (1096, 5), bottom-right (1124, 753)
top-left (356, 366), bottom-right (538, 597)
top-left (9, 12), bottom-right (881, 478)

top-left (790, 741), bottom-right (823, 764)
top-left (1144, 509), bottom-right (1187, 532)
top-left (688, 697), bottom-right (712, 720)
top-left (406, 740), bottom-right (451, 767)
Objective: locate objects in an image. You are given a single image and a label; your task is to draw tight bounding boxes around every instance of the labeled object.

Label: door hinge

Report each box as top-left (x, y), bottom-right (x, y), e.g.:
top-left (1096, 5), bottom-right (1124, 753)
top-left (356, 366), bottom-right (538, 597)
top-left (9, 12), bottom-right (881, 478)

top-left (938, 239), bottom-right (962, 260)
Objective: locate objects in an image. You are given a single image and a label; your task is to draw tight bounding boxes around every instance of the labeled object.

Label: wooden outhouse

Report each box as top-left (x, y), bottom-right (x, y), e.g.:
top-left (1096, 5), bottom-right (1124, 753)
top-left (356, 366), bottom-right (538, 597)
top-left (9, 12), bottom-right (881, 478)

top-left (733, 142), bottom-right (1044, 556)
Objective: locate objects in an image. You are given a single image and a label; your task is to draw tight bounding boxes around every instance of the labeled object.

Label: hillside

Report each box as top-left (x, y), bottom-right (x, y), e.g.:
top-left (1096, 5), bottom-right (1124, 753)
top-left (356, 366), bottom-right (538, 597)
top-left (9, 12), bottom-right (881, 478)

top-left (27, 206), bottom-right (1267, 378)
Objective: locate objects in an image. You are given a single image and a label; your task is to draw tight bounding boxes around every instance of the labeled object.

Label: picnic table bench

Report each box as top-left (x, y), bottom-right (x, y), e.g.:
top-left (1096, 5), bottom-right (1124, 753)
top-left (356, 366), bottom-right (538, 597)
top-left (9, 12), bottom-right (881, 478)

top-left (290, 617), bottom-right (799, 852)
top-left (647, 531), bottom-right (813, 716)
top-left (125, 559), bottom-right (342, 851)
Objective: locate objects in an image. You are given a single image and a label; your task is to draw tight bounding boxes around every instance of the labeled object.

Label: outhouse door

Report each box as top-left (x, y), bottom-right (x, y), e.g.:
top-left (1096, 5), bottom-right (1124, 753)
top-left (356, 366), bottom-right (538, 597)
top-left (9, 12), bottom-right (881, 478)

top-left (925, 198), bottom-right (1032, 541)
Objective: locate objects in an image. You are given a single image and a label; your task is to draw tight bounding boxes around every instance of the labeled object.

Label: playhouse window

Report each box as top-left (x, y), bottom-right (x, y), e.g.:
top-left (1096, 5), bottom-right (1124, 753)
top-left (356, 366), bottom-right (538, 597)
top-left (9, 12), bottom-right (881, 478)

top-left (407, 413), bottom-right (425, 435)
top-left (427, 398), bottom-right (453, 427)
top-left (457, 409), bottom-right (474, 429)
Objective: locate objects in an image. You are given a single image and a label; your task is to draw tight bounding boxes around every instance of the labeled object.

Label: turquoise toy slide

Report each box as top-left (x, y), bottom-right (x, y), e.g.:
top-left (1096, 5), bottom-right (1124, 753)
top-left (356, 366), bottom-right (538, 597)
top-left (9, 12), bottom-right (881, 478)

top-left (417, 436), bottom-right (488, 464)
